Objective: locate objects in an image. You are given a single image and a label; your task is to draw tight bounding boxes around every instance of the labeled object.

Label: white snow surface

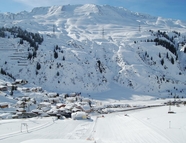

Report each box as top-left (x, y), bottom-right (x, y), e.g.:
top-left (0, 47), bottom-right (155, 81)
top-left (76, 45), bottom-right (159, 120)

top-left (0, 4), bottom-right (186, 97)
top-left (0, 101), bottom-right (186, 143)
top-left (0, 4), bottom-right (186, 143)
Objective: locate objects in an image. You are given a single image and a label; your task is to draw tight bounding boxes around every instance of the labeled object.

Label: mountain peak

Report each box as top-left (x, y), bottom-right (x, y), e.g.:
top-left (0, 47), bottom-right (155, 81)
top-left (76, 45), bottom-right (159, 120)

top-left (74, 4), bottom-right (100, 15)
top-left (31, 6), bottom-right (50, 15)
top-left (0, 4), bottom-right (186, 96)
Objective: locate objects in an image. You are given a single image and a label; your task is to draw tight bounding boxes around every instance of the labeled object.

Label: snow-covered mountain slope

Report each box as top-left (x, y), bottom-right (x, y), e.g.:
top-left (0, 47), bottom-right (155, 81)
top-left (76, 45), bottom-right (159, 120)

top-left (0, 4), bottom-right (186, 97)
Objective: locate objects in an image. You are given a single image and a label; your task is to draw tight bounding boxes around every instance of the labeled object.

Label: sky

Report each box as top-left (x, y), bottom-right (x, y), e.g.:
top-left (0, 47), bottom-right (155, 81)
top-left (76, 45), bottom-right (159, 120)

top-left (0, 0), bottom-right (185, 21)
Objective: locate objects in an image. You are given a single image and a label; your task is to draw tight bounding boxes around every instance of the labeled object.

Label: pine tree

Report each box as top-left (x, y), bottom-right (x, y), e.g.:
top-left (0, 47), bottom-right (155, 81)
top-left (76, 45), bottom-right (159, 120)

top-left (171, 57), bottom-right (174, 64)
top-left (159, 53), bottom-right (161, 58)
top-left (33, 51), bottom-right (37, 58)
top-left (166, 52), bottom-right (169, 59)
top-left (57, 72), bottom-right (59, 76)
top-left (20, 39), bottom-right (23, 44)
top-left (54, 51), bottom-right (58, 59)
top-left (27, 52), bottom-right (33, 60)
top-left (184, 48), bottom-right (186, 53)
top-left (63, 56), bottom-right (65, 61)
top-left (36, 62), bottom-right (41, 70)
top-left (161, 58), bottom-right (164, 65)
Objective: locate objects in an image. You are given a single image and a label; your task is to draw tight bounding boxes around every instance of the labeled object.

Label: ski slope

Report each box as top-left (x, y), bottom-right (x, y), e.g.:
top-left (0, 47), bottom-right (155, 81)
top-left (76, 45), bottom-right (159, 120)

top-left (0, 100), bottom-right (186, 143)
top-left (0, 4), bottom-right (186, 96)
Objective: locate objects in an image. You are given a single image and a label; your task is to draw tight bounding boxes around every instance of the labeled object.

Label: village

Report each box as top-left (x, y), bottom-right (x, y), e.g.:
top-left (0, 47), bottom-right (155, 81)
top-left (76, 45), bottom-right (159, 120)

top-left (0, 79), bottom-right (130, 120)
top-left (1, 79), bottom-right (186, 121)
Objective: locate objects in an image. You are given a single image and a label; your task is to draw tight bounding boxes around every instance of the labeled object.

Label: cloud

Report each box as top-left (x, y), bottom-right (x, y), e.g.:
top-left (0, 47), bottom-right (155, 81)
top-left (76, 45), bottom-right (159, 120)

top-left (14, 0), bottom-right (100, 8)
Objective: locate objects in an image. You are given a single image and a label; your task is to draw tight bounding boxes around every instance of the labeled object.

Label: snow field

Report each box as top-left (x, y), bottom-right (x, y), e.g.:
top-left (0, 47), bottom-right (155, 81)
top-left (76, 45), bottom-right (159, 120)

top-left (0, 117), bottom-right (56, 140)
top-left (0, 4), bottom-right (186, 143)
top-left (0, 101), bottom-right (186, 143)
top-left (94, 105), bottom-right (186, 143)
top-left (1, 4), bottom-right (186, 94)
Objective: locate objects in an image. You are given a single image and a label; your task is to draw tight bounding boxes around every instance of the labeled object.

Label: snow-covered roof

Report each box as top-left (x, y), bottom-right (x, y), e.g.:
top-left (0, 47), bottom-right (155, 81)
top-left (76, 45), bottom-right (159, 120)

top-left (39, 102), bottom-right (51, 106)
top-left (31, 109), bottom-right (43, 113)
top-left (47, 92), bottom-right (58, 97)
top-left (0, 102), bottom-right (9, 106)
top-left (16, 101), bottom-right (25, 105)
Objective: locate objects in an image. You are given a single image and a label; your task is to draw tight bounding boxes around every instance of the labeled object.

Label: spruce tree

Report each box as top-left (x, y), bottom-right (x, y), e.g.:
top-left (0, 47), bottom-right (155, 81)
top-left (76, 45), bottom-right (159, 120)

top-left (161, 58), bottom-right (164, 65)
top-left (171, 57), bottom-right (174, 64)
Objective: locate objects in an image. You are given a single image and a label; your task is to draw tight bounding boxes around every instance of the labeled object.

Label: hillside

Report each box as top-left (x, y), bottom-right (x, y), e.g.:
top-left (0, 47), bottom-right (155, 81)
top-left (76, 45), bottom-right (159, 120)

top-left (0, 4), bottom-right (186, 98)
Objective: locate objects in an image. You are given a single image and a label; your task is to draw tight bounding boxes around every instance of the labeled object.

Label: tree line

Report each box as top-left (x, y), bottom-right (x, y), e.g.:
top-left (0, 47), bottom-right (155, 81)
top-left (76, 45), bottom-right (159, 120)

top-left (0, 26), bottom-right (44, 59)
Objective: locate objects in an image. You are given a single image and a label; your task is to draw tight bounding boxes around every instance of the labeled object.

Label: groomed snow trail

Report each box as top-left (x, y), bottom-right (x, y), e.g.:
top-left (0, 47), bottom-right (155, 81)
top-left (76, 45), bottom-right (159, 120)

top-left (0, 117), bottom-right (94, 143)
top-left (93, 113), bottom-right (172, 143)
top-left (1, 106), bottom-right (186, 143)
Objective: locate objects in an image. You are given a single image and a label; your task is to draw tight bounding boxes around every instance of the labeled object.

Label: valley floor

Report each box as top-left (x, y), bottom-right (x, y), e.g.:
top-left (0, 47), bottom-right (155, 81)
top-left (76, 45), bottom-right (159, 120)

top-left (0, 101), bottom-right (186, 143)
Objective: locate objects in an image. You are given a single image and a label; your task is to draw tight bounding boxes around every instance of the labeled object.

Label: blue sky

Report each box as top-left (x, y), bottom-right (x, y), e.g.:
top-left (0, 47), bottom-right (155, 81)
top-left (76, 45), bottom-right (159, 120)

top-left (0, 0), bottom-right (185, 21)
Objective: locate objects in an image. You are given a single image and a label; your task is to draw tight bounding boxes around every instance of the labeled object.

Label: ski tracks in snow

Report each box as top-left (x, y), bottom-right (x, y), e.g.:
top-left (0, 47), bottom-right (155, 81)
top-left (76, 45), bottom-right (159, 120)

top-left (92, 113), bottom-right (172, 143)
top-left (0, 117), bottom-right (56, 140)
top-left (66, 119), bottom-right (95, 140)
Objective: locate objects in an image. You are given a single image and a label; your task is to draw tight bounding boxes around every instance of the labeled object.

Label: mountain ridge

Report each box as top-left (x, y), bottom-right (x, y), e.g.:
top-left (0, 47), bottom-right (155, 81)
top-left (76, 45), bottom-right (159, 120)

top-left (0, 4), bottom-right (159, 22)
top-left (0, 4), bottom-right (186, 98)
